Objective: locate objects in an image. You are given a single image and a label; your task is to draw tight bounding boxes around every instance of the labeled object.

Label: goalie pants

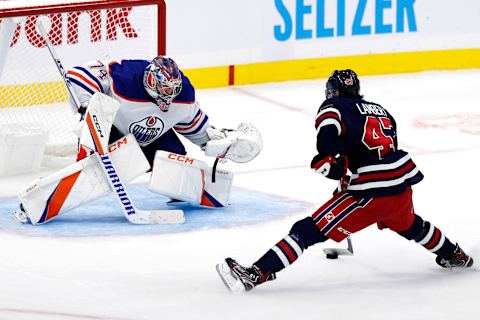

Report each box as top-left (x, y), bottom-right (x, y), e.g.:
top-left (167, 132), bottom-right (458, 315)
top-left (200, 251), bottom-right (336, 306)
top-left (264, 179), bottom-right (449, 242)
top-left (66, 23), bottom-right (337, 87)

top-left (254, 187), bottom-right (456, 274)
top-left (109, 126), bottom-right (186, 166)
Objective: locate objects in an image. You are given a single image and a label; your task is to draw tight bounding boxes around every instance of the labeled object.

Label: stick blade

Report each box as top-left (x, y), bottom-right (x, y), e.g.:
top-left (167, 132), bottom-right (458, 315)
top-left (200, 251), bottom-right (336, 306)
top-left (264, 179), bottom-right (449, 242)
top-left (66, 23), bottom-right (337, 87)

top-left (128, 209), bottom-right (185, 225)
top-left (323, 248), bottom-right (353, 256)
top-left (323, 237), bottom-right (354, 256)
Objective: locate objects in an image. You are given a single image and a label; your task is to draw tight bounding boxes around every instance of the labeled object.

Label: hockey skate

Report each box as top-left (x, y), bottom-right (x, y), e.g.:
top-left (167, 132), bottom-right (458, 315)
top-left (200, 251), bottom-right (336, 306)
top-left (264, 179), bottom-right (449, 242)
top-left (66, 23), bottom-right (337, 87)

top-left (12, 204), bottom-right (31, 224)
top-left (436, 244), bottom-right (474, 269)
top-left (216, 258), bottom-right (276, 292)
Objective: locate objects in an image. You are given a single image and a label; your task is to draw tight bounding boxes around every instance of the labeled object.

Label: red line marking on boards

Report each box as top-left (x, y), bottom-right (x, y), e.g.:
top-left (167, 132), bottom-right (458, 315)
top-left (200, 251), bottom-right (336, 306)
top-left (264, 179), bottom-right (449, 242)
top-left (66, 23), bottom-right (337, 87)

top-left (228, 65), bottom-right (235, 86)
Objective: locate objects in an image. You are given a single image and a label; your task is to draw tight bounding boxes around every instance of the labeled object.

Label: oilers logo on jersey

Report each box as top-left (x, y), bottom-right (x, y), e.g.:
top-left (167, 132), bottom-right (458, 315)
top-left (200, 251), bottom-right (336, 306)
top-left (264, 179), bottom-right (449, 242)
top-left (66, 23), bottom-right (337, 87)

top-left (129, 116), bottom-right (165, 146)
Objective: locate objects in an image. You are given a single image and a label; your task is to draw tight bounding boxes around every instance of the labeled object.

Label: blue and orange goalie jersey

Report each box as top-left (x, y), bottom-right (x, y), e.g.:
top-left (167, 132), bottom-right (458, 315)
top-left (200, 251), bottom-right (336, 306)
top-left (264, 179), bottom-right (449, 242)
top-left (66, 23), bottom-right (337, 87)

top-left (66, 60), bottom-right (210, 148)
top-left (314, 96), bottom-right (423, 198)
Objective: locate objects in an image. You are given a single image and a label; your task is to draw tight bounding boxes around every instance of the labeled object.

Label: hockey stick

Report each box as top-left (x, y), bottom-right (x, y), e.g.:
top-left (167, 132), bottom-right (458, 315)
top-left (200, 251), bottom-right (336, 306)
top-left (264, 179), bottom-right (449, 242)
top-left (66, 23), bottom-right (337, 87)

top-left (38, 22), bottom-right (184, 224)
top-left (323, 236), bottom-right (354, 258)
top-left (323, 175), bottom-right (354, 258)
top-left (38, 22), bottom-right (81, 114)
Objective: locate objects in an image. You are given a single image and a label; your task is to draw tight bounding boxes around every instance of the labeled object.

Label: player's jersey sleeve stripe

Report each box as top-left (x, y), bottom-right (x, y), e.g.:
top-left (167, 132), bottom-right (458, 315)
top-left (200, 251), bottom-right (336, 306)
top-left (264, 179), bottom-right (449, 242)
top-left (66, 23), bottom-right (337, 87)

top-left (176, 110), bottom-right (202, 126)
top-left (68, 77), bottom-right (95, 95)
top-left (175, 112), bottom-right (209, 135)
top-left (174, 110), bottom-right (204, 130)
top-left (67, 70), bottom-right (101, 93)
top-left (73, 66), bottom-right (104, 93)
top-left (315, 107), bottom-right (343, 135)
top-left (316, 119), bottom-right (342, 135)
top-left (316, 107), bottom-right (340, 119)
top-left (182, 115), bottom-right (209, 136)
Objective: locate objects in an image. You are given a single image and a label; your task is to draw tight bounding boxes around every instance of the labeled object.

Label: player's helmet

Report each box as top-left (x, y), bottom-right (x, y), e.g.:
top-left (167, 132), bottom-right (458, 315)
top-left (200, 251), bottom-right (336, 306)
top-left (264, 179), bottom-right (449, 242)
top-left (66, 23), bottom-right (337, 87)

top-left (143, 56), bottom-right (182, 105)
top-left (325, 69), bottom-right (361, 99)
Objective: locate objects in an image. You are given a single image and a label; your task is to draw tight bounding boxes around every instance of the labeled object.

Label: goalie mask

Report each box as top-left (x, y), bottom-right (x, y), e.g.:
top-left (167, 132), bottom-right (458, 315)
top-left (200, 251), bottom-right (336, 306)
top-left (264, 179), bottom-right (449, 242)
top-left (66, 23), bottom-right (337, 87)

top-left (325, 69), bottom-right (361, 99)
top-left (144, 56), bottom-right (183, 110)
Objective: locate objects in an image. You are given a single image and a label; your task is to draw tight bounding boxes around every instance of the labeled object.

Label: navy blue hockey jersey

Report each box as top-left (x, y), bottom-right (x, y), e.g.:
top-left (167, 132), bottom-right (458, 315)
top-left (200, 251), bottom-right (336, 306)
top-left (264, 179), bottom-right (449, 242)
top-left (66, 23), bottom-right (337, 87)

top-left (314, 97), bottom-right (423, 198)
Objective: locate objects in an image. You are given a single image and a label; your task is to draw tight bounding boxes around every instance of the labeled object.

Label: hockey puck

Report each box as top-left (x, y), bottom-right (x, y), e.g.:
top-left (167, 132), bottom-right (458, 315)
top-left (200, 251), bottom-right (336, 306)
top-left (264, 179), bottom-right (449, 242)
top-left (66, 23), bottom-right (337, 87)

top-left (326, 252), bottom-right (338, 259)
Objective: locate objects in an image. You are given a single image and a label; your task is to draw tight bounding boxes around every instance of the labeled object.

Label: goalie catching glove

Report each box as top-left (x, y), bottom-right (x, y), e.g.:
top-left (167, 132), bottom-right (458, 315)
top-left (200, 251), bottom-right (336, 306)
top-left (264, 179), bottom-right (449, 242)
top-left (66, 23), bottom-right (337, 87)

top-left (203, 123), bottom-right (263, 163)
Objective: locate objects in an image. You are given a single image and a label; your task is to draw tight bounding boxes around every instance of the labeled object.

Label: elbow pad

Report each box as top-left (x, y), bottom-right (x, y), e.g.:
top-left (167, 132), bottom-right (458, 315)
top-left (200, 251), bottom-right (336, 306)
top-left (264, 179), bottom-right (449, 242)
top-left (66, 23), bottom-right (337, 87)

top-left (311, 155), bottom-right (347, 180)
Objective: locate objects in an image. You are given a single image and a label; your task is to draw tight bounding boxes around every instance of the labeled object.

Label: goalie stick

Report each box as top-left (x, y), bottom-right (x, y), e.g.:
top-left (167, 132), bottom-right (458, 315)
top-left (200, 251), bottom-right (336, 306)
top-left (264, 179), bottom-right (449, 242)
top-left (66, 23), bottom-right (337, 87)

top-left (38, 22), bottom-right (184, 225)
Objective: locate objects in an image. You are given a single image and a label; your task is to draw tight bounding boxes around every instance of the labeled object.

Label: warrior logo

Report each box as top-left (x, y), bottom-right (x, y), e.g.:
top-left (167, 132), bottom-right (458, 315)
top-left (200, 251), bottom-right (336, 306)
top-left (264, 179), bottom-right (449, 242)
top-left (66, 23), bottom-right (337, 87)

top-left (129, 116), bottom-right (164, 145)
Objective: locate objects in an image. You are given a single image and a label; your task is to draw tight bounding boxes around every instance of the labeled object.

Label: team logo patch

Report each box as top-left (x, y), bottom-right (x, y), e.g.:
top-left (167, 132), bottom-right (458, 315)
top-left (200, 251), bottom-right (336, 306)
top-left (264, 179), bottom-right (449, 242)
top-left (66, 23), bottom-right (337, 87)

top-left (129, 116), bottom-right (165, 145)
top-left (325, 212), bottom-right (335, 222)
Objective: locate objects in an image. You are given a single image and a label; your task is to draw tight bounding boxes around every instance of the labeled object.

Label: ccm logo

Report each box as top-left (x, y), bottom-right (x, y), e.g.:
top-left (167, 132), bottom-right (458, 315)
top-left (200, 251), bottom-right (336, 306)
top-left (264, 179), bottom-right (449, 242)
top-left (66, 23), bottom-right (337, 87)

top-left (167, 153), bottom-right (194, 165)
top-left (108, 137), bottom-right (128, 152)
top-left (92, 115), bottom-right (104, 138)
top-left (10, 7), bottom-right (138, 48)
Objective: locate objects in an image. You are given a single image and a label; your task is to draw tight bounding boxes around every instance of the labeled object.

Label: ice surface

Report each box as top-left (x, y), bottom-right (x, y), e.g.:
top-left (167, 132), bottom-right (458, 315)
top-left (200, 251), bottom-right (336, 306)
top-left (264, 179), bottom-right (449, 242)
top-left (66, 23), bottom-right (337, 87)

top-left (0, 70), bottom-right (479, 320)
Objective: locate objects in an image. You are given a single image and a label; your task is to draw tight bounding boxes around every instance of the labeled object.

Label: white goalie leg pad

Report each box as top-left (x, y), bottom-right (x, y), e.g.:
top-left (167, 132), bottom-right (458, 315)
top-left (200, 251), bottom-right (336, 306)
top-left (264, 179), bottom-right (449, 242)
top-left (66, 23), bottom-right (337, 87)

top-left (149, 151), bottom-right (233, 207)
top-left (204, 123), bottom-right (263, 163)
top-left (17, 134), bottom-right (150, 224)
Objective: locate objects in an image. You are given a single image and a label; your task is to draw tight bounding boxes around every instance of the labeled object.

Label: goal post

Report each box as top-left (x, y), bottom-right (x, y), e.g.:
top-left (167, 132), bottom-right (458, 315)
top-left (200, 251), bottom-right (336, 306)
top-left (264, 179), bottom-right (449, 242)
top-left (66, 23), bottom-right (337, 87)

top-left (0, 0), bottom-right (166, 162)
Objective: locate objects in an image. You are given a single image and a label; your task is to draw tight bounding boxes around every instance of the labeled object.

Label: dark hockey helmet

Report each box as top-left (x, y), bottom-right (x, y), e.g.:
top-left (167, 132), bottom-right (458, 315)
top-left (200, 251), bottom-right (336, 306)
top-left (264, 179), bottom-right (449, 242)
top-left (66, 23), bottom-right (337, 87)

top-left (325, 69), bottom-right (361, 99)
top-left (144, 56), bottom-right (182, 105)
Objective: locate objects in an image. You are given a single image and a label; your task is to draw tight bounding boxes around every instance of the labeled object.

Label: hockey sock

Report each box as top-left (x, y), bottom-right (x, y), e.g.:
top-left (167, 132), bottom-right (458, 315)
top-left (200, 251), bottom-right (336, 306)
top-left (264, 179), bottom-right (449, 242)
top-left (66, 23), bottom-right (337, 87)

top-left (255, 217), bottom-right (327, 274)
top-left (398, 214), bottom-right (456, 259)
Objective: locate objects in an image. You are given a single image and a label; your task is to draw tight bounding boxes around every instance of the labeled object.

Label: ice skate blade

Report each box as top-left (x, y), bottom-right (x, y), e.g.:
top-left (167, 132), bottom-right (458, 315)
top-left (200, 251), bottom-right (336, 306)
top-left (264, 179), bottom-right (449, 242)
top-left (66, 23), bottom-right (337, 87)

top-left (11, 208), bottom-right (31, 224)
top-left (215, 262), bottom-right (246, 293)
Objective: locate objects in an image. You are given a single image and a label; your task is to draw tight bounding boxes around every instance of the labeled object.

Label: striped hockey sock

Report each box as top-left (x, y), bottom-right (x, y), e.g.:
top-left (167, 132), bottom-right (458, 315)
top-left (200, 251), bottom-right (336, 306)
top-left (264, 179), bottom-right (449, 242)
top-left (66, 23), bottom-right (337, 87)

top-left (415, 221), bottom-right (455, 258)
top-left (399, 214), bottom-right (456, 259)
top-left (254, 234), bottom-right (305, 274)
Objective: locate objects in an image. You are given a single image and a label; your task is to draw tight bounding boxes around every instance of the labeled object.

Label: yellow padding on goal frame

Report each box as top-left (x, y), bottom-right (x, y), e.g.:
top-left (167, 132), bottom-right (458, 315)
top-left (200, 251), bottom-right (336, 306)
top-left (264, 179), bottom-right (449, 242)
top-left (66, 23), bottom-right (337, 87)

top-left (0, 81), bottom-right (68, 108)
top-left (2, 48), bottom-right (480, 107)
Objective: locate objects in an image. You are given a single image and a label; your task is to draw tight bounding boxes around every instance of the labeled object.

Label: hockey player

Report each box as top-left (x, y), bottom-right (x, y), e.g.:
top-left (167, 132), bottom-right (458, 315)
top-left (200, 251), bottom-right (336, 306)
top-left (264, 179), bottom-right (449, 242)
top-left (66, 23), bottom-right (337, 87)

top-left (67, 56), bottom-right (253, 165)
top-left (216, 69), bottom-right (474, 292)
top-left (13, 56), bottom-right (262, 224)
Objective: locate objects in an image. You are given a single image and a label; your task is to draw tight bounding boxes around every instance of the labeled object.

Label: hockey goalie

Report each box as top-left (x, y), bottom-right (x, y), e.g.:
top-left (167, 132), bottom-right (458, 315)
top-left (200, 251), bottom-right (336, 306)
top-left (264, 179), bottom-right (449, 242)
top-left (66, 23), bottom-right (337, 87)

top-left (12, 56), bottom-right (263, 225)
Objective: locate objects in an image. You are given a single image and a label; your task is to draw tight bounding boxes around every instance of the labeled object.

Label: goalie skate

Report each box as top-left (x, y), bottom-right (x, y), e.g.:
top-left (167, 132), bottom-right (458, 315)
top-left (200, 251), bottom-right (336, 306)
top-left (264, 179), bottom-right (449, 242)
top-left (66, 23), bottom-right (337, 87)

top-left (12, 204), bottom-right (31, 224)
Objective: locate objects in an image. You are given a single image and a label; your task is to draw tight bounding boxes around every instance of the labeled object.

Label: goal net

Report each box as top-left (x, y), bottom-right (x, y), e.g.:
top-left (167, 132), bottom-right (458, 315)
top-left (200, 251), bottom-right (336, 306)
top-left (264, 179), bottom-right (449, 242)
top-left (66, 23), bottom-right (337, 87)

top-left (0, 0), bottom-right (165, 162)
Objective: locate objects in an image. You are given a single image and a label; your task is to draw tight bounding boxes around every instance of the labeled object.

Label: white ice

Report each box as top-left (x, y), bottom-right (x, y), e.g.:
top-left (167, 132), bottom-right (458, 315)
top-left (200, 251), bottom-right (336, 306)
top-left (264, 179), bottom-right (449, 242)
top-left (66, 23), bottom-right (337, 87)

top-left (0, 70), bottom-right (479, 320)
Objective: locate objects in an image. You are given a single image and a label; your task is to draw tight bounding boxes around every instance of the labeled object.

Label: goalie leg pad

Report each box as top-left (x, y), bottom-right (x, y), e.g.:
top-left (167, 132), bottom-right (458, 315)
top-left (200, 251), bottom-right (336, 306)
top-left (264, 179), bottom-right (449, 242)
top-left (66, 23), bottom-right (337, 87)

top-left (149, 151), bottom-right (233, 207)
top-left (18, 134), bottom-right (149, 224)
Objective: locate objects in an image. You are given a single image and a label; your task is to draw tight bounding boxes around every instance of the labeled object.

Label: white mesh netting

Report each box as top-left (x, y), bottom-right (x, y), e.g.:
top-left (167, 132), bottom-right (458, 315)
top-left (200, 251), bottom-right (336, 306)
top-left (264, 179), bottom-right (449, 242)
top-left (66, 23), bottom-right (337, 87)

top-left (0, 1), bottom-right (160, 159)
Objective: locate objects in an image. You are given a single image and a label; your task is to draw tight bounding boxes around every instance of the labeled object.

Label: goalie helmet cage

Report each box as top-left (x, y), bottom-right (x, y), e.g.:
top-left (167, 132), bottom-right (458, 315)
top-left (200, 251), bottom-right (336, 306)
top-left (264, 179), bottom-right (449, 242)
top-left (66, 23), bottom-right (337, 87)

top-left (0, 0), bottom-right (166, 160)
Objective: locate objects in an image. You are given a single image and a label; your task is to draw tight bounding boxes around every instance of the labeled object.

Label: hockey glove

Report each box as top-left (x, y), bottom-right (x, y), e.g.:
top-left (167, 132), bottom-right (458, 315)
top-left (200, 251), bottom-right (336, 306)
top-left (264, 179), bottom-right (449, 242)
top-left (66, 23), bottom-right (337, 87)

top-left (203, 123), bottom-right (263, 163)
top-left (311, 154), bottom-right (347, 180)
